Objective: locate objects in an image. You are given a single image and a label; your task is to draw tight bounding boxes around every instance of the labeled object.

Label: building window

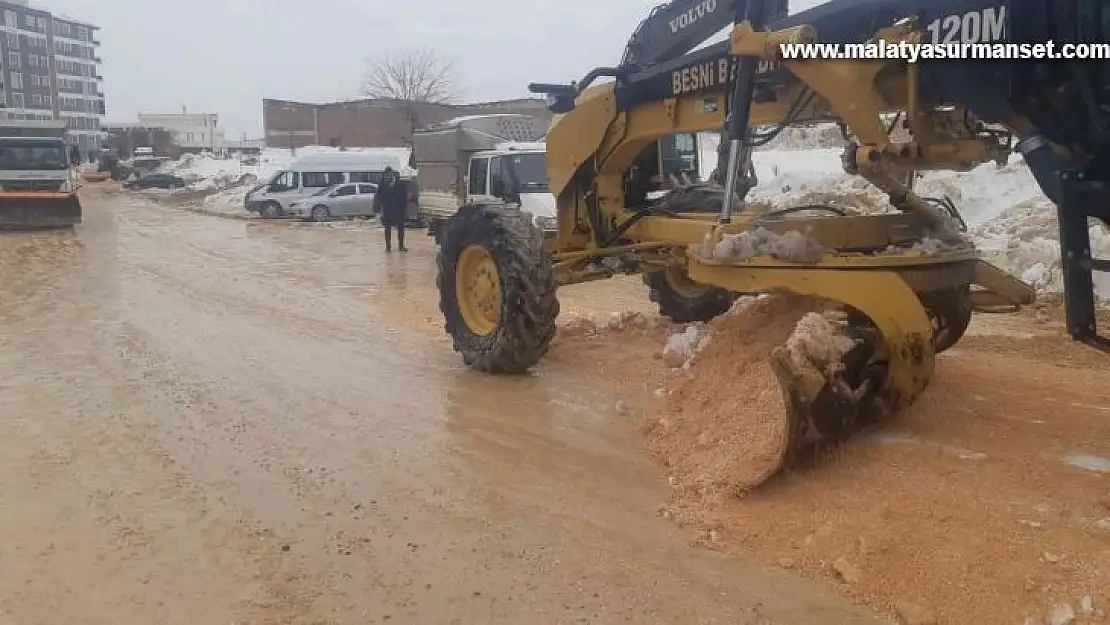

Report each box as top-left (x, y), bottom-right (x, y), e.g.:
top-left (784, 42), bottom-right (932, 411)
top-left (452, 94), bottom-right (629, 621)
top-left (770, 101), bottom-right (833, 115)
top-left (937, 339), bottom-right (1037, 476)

top-left (24, 14), bottom-right (34, 28)
top-left (30, 93), bottom-right (41, 106)
top-left (28, 55), bottom-right (37, 68)
top-left (11, 92), bottom-right (23, 108)
top-left (4, 10), bottom-right (15, 28)
top-left (76, 26), bottom-right (88, 41)
top-left (43, 95), bottom-right (50, 108)
top-left (8, 53), bottom-right (19, 69)
top-left (10, 72), bottom-right (22, 89)
top-left (6, 33), bottom-right (17, 49)
top-left (36, 17), bottom-right (45, 30)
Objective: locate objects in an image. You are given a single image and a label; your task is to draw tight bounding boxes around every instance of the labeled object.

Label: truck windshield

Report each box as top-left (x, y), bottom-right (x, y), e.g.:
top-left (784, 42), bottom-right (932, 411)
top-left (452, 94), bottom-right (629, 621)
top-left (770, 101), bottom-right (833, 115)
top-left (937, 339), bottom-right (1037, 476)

top-left (0, 139), bottom-right (68, 170)
top-left (507, 153), bottom-right (548, 190)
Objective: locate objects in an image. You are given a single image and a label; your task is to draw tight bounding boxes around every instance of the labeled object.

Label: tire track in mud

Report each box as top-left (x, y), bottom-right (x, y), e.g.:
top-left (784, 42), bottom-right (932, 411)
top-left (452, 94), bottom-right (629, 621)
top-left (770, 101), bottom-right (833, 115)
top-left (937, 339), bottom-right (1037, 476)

top-left (0, 188), bottom-right (908, 624)
top-left (0, 315), bottom-right (325, 624)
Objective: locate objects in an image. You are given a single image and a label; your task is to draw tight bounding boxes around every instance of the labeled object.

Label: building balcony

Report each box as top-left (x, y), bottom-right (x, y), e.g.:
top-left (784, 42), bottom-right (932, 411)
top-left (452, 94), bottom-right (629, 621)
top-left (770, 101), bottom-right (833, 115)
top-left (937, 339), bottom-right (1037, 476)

top-left (93, 74), bottom-right (102, 81)
top-left (92, 39), bottom-right (100, 46)
top-left (93, 56), bottom-right (101, 63)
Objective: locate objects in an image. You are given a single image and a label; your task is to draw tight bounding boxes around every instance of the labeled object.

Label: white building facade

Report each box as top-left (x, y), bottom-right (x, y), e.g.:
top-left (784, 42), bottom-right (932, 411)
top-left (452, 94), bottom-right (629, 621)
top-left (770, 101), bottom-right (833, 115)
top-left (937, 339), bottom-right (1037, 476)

top-left (137, 110), bottom-right (223, 152)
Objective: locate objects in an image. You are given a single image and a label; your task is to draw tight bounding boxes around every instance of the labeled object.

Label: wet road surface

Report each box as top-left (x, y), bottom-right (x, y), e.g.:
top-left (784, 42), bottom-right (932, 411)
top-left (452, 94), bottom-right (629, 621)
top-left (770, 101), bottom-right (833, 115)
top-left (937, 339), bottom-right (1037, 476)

top-left (0, 188), bottom-right (886, 624)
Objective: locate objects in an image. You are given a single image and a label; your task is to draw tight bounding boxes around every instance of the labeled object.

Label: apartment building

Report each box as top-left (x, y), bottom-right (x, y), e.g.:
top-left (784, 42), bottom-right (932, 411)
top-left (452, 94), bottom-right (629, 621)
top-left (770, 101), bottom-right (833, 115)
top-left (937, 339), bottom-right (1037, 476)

top-left (0, 0), bottom-right (103, 152)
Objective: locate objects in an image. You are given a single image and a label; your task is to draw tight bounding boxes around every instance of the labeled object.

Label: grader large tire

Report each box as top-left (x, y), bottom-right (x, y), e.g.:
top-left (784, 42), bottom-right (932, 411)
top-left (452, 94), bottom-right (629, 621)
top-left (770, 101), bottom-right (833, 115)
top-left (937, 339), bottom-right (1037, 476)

top-left (643, 267), bottom-right (734, 323)
top-left (436, 203), bottom-right (559, 373)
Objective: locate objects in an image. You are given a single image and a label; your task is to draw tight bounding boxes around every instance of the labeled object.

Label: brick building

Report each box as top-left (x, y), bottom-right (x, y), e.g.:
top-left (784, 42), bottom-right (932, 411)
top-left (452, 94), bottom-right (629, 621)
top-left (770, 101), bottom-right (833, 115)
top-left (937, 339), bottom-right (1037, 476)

top-left (262, 97), bottom-right (552, 149)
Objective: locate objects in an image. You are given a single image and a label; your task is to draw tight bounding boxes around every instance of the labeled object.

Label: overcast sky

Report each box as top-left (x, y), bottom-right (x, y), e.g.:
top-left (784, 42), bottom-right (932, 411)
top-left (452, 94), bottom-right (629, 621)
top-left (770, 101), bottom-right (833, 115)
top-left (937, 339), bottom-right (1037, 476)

top-left (45, 0), bottom-right (827, 137)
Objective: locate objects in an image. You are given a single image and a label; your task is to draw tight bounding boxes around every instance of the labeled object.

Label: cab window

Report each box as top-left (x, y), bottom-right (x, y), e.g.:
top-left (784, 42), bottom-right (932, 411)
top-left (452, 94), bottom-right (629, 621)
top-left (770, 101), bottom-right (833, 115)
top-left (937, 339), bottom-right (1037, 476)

top-left (357, 184), bottom-right (377, 194)
top-left (488, 156), bottom-right (504, 195)
top-left (468, 157), bottom-right (489, 195)
top-left (269, 171), bottom-right (299, 191)
top-left (331, 184), bottom-right (356, 197)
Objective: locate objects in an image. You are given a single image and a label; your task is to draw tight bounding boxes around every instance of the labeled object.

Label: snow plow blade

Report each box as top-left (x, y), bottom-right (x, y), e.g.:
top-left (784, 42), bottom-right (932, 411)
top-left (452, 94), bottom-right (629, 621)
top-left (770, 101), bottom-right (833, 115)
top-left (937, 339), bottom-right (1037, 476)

top-left (0, 191), bottom-right (82, 229)
top-left (684, 261), bottom-right (941, 492)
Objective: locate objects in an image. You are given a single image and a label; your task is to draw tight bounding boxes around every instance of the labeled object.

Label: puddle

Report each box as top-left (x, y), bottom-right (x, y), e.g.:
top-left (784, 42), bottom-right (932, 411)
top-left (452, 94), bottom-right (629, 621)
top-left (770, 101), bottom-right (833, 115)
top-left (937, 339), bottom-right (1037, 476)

top-left (864, 431), bottom-right (987, 460)
top-left (1062, 453), bottom-right (1110, 473)
top-left (864, 432), bottom-right (919, 446)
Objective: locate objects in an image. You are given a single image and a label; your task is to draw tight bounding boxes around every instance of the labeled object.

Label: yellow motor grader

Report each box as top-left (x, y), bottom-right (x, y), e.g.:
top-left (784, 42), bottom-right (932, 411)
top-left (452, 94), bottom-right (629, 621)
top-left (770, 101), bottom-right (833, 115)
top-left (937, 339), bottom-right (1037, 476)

top-left (435, 0), bottom-right (1110, 487)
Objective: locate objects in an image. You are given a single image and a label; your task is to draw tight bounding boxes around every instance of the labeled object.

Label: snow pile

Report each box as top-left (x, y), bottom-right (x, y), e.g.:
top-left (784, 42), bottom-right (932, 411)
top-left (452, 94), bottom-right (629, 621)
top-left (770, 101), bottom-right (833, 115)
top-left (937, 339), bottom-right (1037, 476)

top-left (151, 151), bottom-right (283, 192)
top-left (972, 198), bottom-right (1110, 293)
top-left (556, 312), bottom-right (601, 339)
top-left (660, 296), bottom-right (760, 368)
top-left (694, 141), bottom-right (1107, 297)
top-left (152, 145), bottom-right (415, 192)
top-left (881, 236), bottom-right (949, 256)
top-left (199, 185), bottom-right (253, 216)
top-left (756, 124), bottom-right (849, 151)
top-left (556, 310), bottom-right (656, 340)
top-left (606, 310), bottom-right (650, 331)
top-left (700, 226), bottom-right (826, 263)
top-left (661, 322), bottom-right (711, 368)
top-left (779, 311), bottom-right (860, 403)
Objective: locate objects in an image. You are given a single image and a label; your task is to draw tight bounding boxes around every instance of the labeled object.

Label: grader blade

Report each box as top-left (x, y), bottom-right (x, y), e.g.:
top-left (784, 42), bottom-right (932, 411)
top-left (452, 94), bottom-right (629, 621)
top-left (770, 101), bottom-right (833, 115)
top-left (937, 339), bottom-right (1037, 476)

top-left (685, 263), bottom-right (938, 491)
top-left (0, 192), bottom-right (82, 229)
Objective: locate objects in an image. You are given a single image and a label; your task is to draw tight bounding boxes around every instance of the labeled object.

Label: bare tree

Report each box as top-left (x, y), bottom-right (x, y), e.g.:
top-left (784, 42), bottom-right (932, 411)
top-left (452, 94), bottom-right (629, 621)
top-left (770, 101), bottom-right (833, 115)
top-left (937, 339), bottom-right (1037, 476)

top-left (361, 48), bottom-right (460, 104)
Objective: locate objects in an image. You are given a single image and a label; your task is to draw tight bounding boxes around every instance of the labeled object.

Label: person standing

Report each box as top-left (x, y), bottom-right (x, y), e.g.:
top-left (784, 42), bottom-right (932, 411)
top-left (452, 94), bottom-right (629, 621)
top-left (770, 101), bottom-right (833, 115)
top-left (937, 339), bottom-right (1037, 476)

top-left (372, 166), bottom-right (408, 252)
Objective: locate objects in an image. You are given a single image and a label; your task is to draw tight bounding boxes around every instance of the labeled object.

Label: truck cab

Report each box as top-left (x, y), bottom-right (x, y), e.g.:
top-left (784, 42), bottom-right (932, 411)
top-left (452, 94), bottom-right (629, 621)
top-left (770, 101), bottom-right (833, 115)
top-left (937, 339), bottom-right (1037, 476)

top-left (0, 119), bottom-right (81, 228)
top-left (412, 114), bottom-right (555, 242)
top-left (463, 144), bottom-right (554, 231)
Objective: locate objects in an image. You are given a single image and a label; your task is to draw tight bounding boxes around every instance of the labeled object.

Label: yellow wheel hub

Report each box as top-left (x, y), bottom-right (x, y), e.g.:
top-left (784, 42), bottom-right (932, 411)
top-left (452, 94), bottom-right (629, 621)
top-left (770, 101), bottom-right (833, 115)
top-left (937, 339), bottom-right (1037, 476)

top-left (456, 245), bottom-right (503, 336)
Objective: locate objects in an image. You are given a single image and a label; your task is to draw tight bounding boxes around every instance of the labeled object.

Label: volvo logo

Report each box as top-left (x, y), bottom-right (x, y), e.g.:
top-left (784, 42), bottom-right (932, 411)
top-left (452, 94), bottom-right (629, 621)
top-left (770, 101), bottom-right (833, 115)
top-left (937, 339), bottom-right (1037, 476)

top-left (669, 0), bottom-right (718, 33)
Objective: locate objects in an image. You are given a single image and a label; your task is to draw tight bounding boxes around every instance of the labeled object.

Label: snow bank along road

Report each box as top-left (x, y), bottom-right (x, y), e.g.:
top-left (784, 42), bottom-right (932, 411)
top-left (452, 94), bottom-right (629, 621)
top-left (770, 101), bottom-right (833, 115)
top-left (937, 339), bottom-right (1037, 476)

top-left (0, 187), bottom-right (884, 624)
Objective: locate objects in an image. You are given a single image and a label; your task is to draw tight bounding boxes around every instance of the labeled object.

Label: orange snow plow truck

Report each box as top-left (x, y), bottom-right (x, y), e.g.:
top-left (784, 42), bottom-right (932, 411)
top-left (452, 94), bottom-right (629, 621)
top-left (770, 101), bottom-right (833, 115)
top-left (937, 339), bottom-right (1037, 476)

top-left (0, 119), bottom-right (81, 229)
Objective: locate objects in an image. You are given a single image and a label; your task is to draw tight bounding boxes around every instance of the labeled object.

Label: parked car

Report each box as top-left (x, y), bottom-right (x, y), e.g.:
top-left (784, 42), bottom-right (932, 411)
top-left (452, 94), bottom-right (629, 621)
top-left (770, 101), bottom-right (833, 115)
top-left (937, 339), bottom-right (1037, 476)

top-left (244, 150), bottom-right (416, 220)
top-left (124, 173), bottom-right (186, 190)
top-left (287, 182), bottom-right (378, 221)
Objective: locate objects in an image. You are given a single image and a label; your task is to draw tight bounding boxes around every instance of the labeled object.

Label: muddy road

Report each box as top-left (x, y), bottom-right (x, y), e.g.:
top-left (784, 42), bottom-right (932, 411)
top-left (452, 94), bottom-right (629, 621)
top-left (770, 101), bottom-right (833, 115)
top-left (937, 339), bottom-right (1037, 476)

top-left (0, 188), bottom-right (886, 625)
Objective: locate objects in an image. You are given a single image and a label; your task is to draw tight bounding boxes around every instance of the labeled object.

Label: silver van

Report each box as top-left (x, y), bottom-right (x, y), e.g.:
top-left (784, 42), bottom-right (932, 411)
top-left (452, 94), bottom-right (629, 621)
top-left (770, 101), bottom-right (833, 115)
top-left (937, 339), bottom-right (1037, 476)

top-left (244, 150), bottom-right (418, 219)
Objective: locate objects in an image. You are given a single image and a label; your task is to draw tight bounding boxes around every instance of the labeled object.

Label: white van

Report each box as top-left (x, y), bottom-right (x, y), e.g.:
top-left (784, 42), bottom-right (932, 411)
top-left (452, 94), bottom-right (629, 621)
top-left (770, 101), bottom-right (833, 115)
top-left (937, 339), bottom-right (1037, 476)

top-left (244, 150), bottom-right (418, 219)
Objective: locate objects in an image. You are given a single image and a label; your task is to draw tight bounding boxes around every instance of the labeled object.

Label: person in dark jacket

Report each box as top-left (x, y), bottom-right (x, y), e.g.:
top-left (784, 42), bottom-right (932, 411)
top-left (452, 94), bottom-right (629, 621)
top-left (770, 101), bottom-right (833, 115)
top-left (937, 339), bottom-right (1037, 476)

top-left (372, 166), bottom-right (408, 252)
